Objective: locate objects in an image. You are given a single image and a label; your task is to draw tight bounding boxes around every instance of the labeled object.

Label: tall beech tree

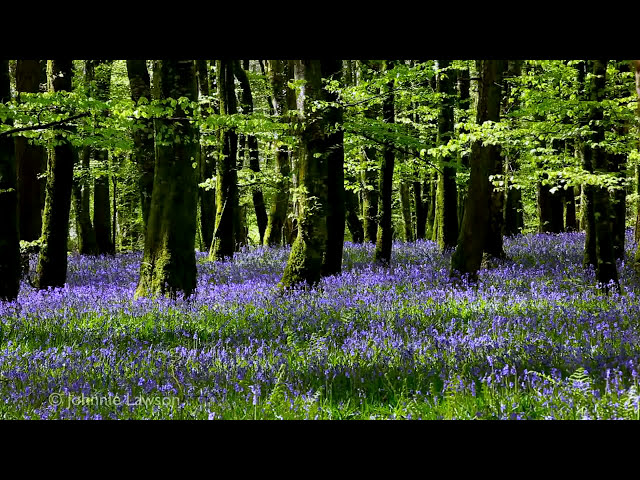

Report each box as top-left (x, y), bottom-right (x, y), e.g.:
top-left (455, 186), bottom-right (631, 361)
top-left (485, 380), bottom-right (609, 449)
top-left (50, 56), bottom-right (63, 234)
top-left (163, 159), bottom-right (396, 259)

top-left (374, 60), bottom-right (396, 266)
top-left (319, 59), bottom-right (345, 277)
top-left (589, 59), bottom-right (619, 292)
top-left (126, 59), bottom-right (155, 232)
top-left (234, 60), bottom-right (268, 245)
top-left (135, 60), bottom-right (198, 299)
top-left (450, 59), bottom-right (504, 281)
top-left (0, 60), bottom-right (20, 301)
top-left (15, 59), bottom-right (45, 242)
top-left (264, 59), bottom-right (294, 247)
top-left (280, 60), bottom-right (340, 288)
top-left (35, 60), bottom-right (76, 290)
top-left (89, 60), bottom-right (115, 255)
top-left (434, 59), bottom-right (458, 251)
top-left (194, 59), bottom-right (216, 251)
top-left (210, 60), bottom-right (239, 260)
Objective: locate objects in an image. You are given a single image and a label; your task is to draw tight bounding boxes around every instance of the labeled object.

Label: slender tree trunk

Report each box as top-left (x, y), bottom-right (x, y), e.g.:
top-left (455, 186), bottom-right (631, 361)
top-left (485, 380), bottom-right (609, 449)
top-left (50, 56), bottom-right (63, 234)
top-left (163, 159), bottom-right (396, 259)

top-left (634, 60), bottom-right (640, 244)
top-left (35, 60), bottom-right (75, 289)
top-left (135, 60), bottom-right (198, 299)
top-left (72, 145), bottom-right (98, 254)
top-left (503, 61), bottom-right (523, 237)
top-left (564, 185), bottom-right (577, 232)
top-left (374, 60), bottom-right (396, 266)
top-left (210, 60), bottom-right (239, 260)
top-left (264, 60), bottom-right (294, 247)
top-left (435, 60), bottom-right (458, 251)
top-left (450, 60), bottom-right (503, 281)
top-left (414, 181), bottom-right (427, 240)
top-left (280, 60), bottom-right (329, 288)
top-left (194, 59), bottom-right (215, 251)
top-left (0, 60), bottom-right (20, 301)
top-left (126, 60), bottom-right (155, 233)
top-left (400, 180), bottom-right (414, 242)
top-left (345, 184), bottom-right (364, 243)
top-left (15, 59), bottom-right (45, 242)
top-left (457, 65), bottom-right (471, 230)
top-left (426, 173), bottom-right (436, 241)
top-left (320, 59), bottom-right (345, 277)
top-left (589, 59), bottom-right (619, 291)
top-left (234, 60), bottom-right (268, 245)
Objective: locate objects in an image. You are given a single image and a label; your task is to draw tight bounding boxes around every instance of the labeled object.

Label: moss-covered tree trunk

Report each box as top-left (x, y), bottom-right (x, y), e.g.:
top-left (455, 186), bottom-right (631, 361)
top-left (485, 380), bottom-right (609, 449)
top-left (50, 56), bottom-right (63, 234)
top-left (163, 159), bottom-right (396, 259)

top-left (135, 60), bottom-right (198, 299)
top-left (126, 60), bottom-right (155, 233)
top-left (435, 60), bottom-right (458, 251)
top-left (374, 60), bottom-right (396, 266)
top-left (264, 60), bottom-right (294, 247)
top-left (280, 60), bottom-right (328, 288)
top-left (15, 59), bottom-right (45, 242)
top-left (450, 60), bottom-right (503, 281)
top-left (234, 60), bottom-right (268, 245)
top-left (0, 60), bottom-right (20, 301)
top-left (35, 60), bottom-right (75, 290)
top-left (210, 60), bottom-right (239, 260)
top-left (320, 59), bottom-right (345, 277)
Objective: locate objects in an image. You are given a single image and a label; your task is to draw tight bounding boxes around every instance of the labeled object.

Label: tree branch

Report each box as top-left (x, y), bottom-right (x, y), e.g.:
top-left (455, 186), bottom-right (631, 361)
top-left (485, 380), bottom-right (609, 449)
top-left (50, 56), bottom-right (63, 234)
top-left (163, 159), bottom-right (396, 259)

top-left (0, 112), bottom-right (91, 137)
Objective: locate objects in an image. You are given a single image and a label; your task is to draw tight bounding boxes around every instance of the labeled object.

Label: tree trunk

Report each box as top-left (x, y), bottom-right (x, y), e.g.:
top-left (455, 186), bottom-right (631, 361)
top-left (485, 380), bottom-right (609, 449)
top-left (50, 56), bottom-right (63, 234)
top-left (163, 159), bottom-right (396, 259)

top-left (374, 60), bottom-right (395, 266)
top-left (135, 60), bottom-right (198, 299)
top-left (426, 173), bottom-right (436, 241)
top-left (450, 60), bottom-right (503, 281)
top-left (320, 59), bottom-right (345, 277)
top-left (502, 61), bottom-right (523, 237)
top-left (15, 59), bottom-right (45, 242)
top-left (234, 60), bottom-right (268, 245)
top-left (564, 185), bottom-right (577, 232)
top-left (361, 147), bottom-right (379, 243)
top-left (126, 60), bottom-right (155, 234)
top-left (456, 65), bottom-right (471, 230)
top-left (86, 60), bottom-right (115, 255)
top-left (35, 60), bottom-right (75, 289)
top-left (413, 181), bottom-right (427, 240)
top-left (435, 59), bottom-right (458, 251)
top-left (400, 180), bottom-right (414, 242)
top-left (0, 60), bottom-right (20, 301)
top-left (280, 60), bottom-right (329, 288)
top-left (589, 59), bottom-right (619, 292)
top-left (71, 145), bottom-right (98, 254)
top-left (345, 184), bottom-right (364, 243)
top-left (210, 60), bottom-right (239, 260)
top-left (194, 59), bottom-right (215, 251)
top-left (264, 60), bottom-right (294, 247)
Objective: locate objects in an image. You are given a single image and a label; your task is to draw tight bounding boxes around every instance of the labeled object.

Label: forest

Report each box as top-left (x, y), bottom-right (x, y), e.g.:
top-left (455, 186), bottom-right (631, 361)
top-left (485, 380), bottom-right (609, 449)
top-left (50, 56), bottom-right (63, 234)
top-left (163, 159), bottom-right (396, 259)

top-left (0, 59), bottom-right (639, 420)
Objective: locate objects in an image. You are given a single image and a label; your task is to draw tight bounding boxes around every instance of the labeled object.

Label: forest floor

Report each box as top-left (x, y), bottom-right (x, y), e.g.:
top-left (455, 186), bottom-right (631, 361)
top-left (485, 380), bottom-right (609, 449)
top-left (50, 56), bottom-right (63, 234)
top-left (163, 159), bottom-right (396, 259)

top-left (1, 230), bottom-right (639, 419)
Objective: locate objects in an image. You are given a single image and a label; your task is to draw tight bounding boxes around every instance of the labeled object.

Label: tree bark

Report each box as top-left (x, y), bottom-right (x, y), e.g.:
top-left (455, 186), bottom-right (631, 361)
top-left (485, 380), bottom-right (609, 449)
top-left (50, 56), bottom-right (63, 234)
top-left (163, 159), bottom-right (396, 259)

top-left (280, 60), bottom-right (329, 288)
top-left (209, 60), bottom-right (240, 260)
top-left (450, 60), bottom-right (503, 281)
top-left (413, 181), bottom-right (427, 240)
top-left (35, 60), bottom-right (75, 289)
top-left (71, 145), bottom-right (98, 255)
top-left (400, 180), bottom-right (414, 242)
top-left (87, 60), bottom-right (115, 255)
top-left (589, 59), bottom-right (619, 292)
top-left (320, 59), bottom-right (345, 277)
top-left (0, 60), bottom-right (20, 301)
top-left (126, 60), bottom-right (155, 233)
top-left (15, 59), bottom-right (45, 242)
top-left (374, 60), bottom-right (396, 266)
top-left (264, 60), bottom-right (294, 247)
top-left (456, 65), bottom-right (471, 230)
top-left (435, 59), bottom-right (458, 251)
top-left (135, 60), bottom-right (199, 299)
